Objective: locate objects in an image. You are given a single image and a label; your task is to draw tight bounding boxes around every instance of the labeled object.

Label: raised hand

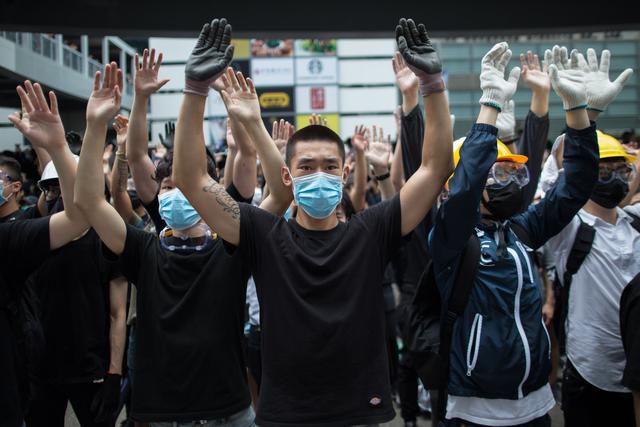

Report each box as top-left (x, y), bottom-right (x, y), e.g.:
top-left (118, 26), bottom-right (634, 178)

top-left (546, 45), bottom-right (587, 111)
top-left (135, 48), bottom-right (170, 97)
top-left (496, 100), bottom-right (516, 142)
top-left (308, 114), bottom-right (328, 127)
top-left (479, 42), bottom-right (521, 112)
top-left (272, 119), bottom-right (294, 153)
top-left (365, 126), bottom-right (392, 173)
top-left (158, 121), bottom-right (175, 150)
top-left (520, 51), bottom-right (551, 93)
top-left (87, 62), bottom-right (123, 124)
top-left (219, 67), bottom-right (261, 123)
top-left (581, 48), bottom-right (633, 112)
top-left (392, 51), bottom-right (419, 95)
top-left (185, 18), bottom-right (235, 97)
top-left (8, 80), bottom-right (66, 149)
top-left (112, 114), bottom-right (129, 148)
top-left (351, 125), bottom-right (369, 154)
top-left (395, 18), bottom-right (444, 96)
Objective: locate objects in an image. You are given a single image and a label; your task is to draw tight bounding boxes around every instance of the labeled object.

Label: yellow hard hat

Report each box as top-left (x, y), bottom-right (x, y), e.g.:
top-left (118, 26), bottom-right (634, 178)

top-left (597, 130), bottom-right (636, 163)
top-left (452, 137), bottom-right (528, 169)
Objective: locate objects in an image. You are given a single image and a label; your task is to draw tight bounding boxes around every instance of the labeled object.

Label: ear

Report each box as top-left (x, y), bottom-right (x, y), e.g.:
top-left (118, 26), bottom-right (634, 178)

top-left (9, 180), bottom-right (22, 195)
top-left (281, 165), bottom-right (293, 188)
top-left (342, 163), bottom-right (351, 186)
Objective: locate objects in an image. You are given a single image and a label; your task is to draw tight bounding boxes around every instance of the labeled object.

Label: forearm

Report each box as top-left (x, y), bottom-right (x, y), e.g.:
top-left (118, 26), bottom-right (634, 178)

top-left (34, 146), bottom-right (51, 176)
top-left (172, 94), bottom-right (209, 191)
top-left (76, 123), bottom-right (109, 208)
top-left (378, 177), bottom-right (396, 200)
top-left (127, 95), bottom-right (157, 202)
top-left (530, 89), bottom-right (549, 118)
top-left (422, 92), bottom-right (453, 178)
top-left (108, 277), bottom-right (127, 375)
top-left (47, 144), bottom-right (87, 226)
top-left (111, 155), bottom-right (135, 222)
top-left (243, 119), bottom-right (291, 208)
top-left (351, 150), bottom-right (367, 212)
top-left (633, 391), bottom-right (640, 427)
top-left (390, 134), bottom-right (405, 191)
top-left (519, 111), bottom-right (550, 207)
top-left (401, 87), bottom-right (419, 115)
top-left (587, 109), bottom-right (601, 123)
top-left (232, 150), bottom-right (257, 199)
top-left (223, 148), bottom-right (237, 188)
top-left (477, 105), bottom-right (499, 126)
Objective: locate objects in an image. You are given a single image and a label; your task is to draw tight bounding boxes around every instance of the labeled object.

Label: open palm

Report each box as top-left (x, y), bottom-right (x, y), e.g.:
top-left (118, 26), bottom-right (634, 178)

top-left (8, 81), bottom-right (65, 149)
top-left (220, 67), bottom-right (261, 122)
top-left (87, 62), bottom-right (123, 124)
top-left (392, 52), bottom-right (418, 94)
top-left (351, 125), bottom-right (369, 154)
top-left (135, 48), bottom-right (169, 96)
top-left (520, 51), bottom-right (550, 92)
top-left (365, 126), bottom-right (391, 170)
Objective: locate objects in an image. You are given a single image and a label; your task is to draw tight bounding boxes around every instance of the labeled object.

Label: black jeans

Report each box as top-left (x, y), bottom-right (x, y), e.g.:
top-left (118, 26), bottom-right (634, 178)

top-left (396, 292), bottom-right (420, 422)
top-left (562, 360), bottom-right (634, 427)
top-left (247, 325), bottom-right (262, 391)
top-left (444, 414), bottom-right (550, 427)
top-left (25, 381), bottom-right (114, 427)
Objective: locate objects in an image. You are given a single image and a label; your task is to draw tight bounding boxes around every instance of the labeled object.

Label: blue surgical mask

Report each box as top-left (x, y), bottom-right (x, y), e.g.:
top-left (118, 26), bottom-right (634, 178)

top-left (292, 171), bottom-right (343, 219)
top-left (158, 188), bottom-right (201, 231)
top-left (0, 183), bottom-right (10, 207)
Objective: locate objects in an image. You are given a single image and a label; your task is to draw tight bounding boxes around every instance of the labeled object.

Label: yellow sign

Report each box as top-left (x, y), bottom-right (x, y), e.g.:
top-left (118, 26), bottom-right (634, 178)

top-left (296, 114), bottom-right (340, 135)
top-left (231, 39), bottom-right (250, 59)
top-left (259, 92), bottom-right (291, 109)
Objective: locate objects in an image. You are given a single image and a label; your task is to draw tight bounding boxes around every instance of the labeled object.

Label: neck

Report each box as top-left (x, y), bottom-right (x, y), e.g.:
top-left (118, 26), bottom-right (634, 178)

top-left (296, 208), bottom-right (339, 231)
top-left (171, 222), bottom-right (207, 238)
top-left (0, 197), bottom-right (18, 217)
top-left (583, 200), bottom-right (618, 225)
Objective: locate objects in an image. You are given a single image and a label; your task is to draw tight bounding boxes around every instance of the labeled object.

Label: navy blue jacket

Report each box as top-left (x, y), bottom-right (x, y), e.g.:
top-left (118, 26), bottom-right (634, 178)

top-left (428, 122), bottom-right (598, 399)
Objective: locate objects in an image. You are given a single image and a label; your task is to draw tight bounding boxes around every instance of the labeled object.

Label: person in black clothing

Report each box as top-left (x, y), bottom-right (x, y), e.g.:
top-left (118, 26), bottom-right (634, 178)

top-left (3, 81), bottom-right (90, 427)
top-left (621, 272), bottom-right (640, 427)
top-left (73, 47), bottom-right (280, 424)
top-left (7, 82), bottom-right (128, 427)
top-left (173, 18), bottom-right (453, 426)
top-left (0, 156), bottom-right (29, 223)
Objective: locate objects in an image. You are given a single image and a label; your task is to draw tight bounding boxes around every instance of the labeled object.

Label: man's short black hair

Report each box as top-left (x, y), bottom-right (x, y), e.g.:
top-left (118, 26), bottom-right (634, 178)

top-left (285, 125), bottom-right (345, 167)
top-left (154, 151), bottom-right (218, 184)
top-left (0, 156), bottom-right (22, 182)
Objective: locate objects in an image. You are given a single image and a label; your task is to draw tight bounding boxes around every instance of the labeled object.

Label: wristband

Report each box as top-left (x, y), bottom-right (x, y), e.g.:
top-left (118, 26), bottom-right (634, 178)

top-left (480, 101), bottom-right (502, 112)
top-left (375, 172), bottom-right (391, 181)
top-left (184, 78), bottom-right (213, 97)
top-left (416, 72), bottom-right (446, 97)
top-left (565, 104), bottom-right (588, 112)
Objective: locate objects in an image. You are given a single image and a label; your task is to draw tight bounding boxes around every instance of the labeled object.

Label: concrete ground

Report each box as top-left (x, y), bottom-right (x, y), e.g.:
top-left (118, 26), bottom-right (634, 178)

top-left (66, 402), bottom-right (564, 426)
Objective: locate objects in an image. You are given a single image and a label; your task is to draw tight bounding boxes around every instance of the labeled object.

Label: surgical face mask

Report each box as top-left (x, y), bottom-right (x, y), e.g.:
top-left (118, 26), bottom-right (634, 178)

top-left (482, 182), bottom-right (524, 221)
top-left (158, 188), bottom-right (201, 230)
top-left (0, 182), bottom-right (14, 207)
top-left (590, 178), bottom-right (629, 209)
top-left (291, 171), bottom-right (343, 220)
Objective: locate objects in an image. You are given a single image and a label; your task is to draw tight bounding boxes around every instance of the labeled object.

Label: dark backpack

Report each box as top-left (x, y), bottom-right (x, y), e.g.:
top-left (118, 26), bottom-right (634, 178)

top-left (553, 212), bottom-right (640, 351)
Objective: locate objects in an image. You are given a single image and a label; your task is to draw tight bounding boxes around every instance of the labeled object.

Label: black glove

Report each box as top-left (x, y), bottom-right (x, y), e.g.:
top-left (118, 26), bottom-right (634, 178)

top-left (159, 121), bottom-right (175, 150)
top-left (184, 18), bottom-right (234, 96)
top-left (91, 373), bottom-right (121, 422)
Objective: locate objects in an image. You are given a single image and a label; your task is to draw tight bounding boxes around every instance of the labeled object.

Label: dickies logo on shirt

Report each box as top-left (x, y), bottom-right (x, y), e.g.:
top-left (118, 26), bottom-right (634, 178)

top-left (369, 396), bottom-right (382, 407)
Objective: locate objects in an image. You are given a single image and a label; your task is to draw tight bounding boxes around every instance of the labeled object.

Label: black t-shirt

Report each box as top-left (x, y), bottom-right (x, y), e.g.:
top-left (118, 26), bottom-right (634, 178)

top-left (621, 273), bottom-right (640, 390)
top-left (0, 217), bottom-right (50, 427)
top-left (28, 228), bottom-right (119, 384)
top-left (110, 224), bottom-right (251, 422)
top-left (237, 195), bottom-right (404, 427)
top-left (0, 206), bottom-right (40, 224)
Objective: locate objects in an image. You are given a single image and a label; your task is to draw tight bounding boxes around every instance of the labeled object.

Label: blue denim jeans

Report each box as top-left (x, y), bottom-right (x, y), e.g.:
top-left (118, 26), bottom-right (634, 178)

top-left (150, 406), bottom-right (255, 427)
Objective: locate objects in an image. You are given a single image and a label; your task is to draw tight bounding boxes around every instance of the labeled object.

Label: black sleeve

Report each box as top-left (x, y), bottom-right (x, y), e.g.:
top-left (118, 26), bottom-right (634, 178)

top-left (0, 217), bottom-right (50, 285)
top-left (226, 182), bottom-right (254, 204)
top-left (102, 224), bottom-right (154, 286)
top-left (621, 274), bottom-right (640, 390)
top-left (401, 105), bottom-right (425, 181)
top-left (356, 194), bottom-right (404, 265)
top-left (238, 203), bottom-right (279, 270)
top-left (517, 110), bottom-right (550, 207)
top-left (18, 205), bottom-right (41, 220)
top-left (142, 197), bottom-right (166, 232)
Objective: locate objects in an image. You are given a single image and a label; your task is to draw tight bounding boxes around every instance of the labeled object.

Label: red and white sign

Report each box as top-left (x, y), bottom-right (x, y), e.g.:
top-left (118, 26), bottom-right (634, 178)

top-left (295, 85), bottom-right (338, 113)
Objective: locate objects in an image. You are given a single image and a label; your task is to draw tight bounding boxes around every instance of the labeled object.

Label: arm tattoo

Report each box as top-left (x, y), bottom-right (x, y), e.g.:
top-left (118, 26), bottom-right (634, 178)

top-left (203, 179), bottom-right (240, 220)
top-left (115, 158), bottom-right (129, 193)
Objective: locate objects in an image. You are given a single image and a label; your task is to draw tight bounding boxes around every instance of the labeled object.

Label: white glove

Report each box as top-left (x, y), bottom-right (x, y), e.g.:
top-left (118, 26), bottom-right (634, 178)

top-left (479, 42), bottom-right (521, 112)
top-left (496, 100), bottom-right (516, 142)
top-left (581, 48), bottom-right (634, 112)
top-left (546, 45), bottom-right (587, 111)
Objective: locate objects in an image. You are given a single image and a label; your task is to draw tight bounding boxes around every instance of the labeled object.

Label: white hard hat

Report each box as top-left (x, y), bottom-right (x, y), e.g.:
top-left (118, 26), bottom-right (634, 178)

top-left (38, 156), bottom-right (79, 189)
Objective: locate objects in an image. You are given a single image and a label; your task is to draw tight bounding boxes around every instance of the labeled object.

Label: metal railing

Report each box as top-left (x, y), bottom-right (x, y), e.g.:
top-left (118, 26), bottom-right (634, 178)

top-left (62, 44), bottom-right (83, 73)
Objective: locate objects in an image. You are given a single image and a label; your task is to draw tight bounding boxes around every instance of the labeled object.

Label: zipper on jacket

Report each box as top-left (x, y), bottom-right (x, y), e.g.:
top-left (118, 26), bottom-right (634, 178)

top-left (466, 313), bottom-right (483, 376)
top-left (541, 319), bottom-right (551, 359)
top-left (507, 247), bottom-right (531, 399)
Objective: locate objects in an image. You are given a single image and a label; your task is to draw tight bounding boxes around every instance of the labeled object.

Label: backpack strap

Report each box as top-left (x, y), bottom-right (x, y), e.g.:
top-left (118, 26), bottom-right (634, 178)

top-left (563, 217), bottom-right (596, 288)
top-left (435, 233), bottom-right (481, 422)
top-left (627, 211), bottom-right (640, 234)
top-left (509, 221), bottom-right (534, 249)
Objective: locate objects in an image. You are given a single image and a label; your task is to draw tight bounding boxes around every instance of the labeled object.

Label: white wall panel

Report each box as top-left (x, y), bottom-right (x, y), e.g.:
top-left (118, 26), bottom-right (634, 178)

top-left (155, 64), bottom-right (186, 91)
top-left (339, 87), bottom-right (397, 113)
top-left (149, 93), bottom-right (182, 119)
top-left (339, 59), bottom-right (395, 85)
top-left (339, 114), bottom-right (396, 140)
top-left (337, 39), bottom-right (395, 58)
top-left (149, 37), bottom-right (197, 62)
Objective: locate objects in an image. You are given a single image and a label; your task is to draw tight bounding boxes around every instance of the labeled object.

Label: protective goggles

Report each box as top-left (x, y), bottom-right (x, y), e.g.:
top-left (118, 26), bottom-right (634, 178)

top-left (486, 161), bottom-right (530, 190)
top-left (598, 163), bottom-right (636, 184)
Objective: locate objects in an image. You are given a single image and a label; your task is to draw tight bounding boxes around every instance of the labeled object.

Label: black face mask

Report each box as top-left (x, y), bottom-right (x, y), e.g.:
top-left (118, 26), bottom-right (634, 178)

top-left (46, 197), bottom-right (64, 215)
top-left (482, 182), bottom-right (524, 221)
top-left (590, 178), bottom-right (629, 209)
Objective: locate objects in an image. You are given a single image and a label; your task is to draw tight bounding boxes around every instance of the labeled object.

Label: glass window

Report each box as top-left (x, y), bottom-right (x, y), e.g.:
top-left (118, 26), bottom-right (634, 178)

top-left (440, 45), bottom-right (470, 60)
top-left (606, 41), bottom-right (636, 55)
top-left (607, 102), bottom-right (638, 116)
top-left (443, 59), bottom-right (472, 74)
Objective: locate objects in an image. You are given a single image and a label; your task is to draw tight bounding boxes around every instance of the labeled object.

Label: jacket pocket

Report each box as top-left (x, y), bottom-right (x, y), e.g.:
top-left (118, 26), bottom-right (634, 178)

top-left (466, 313), bottom-right (483, 376)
